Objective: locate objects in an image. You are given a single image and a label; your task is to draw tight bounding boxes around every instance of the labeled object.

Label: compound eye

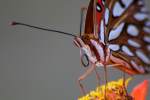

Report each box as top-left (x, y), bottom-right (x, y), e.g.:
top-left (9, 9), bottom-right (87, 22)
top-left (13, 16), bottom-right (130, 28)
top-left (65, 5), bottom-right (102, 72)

top-left (81, 54), bottom-right (89, 68)
top-left (96, 3), bottom-right (102, 12)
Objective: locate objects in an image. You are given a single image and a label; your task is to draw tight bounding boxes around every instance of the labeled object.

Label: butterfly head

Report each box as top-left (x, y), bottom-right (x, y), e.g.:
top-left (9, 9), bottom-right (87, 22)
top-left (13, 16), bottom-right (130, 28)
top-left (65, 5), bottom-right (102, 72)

top-left (73, 34), bottom-right (100, 67)
top-left (73, 36), bottom-right (92, 67)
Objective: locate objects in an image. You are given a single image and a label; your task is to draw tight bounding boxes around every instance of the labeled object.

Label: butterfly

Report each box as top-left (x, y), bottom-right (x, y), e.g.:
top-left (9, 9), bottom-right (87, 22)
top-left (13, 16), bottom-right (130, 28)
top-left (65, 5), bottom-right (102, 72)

top-left (11, 0), bottom-right (150, 95)
top-left (73, 0), bottom-right (150, 93)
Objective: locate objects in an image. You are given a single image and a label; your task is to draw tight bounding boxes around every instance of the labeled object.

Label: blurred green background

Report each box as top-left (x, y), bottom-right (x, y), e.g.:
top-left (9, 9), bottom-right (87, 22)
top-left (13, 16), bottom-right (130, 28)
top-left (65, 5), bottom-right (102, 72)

top-left (0, 0), bottom-right (150, 99)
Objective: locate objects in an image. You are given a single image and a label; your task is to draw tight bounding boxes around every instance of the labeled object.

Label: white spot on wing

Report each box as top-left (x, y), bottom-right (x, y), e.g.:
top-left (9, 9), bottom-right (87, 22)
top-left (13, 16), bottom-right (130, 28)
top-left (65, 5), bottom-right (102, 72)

top-left (144, 27), bottom-right (150, 34)
top-left (96, 5), bottom-right (101, 11)
top-left (134, 13), bottom-right (148, 21)
top-left (141, 7), bottom-right (148, 12)
top-left (128, 39), bottom-right (141, 48)
top-left (108, 44), bottom-right (120, 51)
top-left (122, 45), bottom-right (134, 56)
top-left (136, 50), bottom-right (150, 64)
top-left (131, 60), bottom-right (145, 73)
top-left (113, 2), bottom-right (125, 17)
top-left (121, 0), bottom-right (133, 7)
top-left (147, 45), bottom-right (150, 51)
top-left (138, 1), bottom-right (144, 5)
top-left (127, 25), bottom-right (139, 36)
top-left (105, 8), bottom-right (109, 25)
top-left (113, 0), bottom-right (134, 17)
top-left (102, 0), bottom-right (105, 5)
top-left (146, 21), bottom-right (150, 27)
top-left (100, 20), bottom-right (105, 43)
top-left (144, 36), bottom-right (150, 43)
top-left (108, 23), bottom-right (125, 41)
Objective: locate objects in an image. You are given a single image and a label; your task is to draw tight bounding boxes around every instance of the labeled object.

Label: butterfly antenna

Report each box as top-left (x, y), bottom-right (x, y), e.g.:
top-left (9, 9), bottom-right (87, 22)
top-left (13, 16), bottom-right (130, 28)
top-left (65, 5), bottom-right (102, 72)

top-left (10, 21), bottom-right (76, 37)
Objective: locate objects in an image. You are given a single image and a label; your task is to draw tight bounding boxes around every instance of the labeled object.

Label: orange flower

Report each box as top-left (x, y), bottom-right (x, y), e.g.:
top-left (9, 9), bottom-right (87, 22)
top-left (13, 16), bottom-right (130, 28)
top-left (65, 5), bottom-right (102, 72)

top-left (78, 79), bottom-right (149, 100)
top-left (131, 80), bottom-right (149, 100)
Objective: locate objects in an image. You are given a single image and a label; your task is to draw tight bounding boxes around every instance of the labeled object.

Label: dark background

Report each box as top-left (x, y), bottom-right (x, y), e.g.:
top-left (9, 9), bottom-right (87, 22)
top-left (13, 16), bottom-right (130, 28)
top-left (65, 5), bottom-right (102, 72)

top-left (0, 0), bottom-right (150, 99)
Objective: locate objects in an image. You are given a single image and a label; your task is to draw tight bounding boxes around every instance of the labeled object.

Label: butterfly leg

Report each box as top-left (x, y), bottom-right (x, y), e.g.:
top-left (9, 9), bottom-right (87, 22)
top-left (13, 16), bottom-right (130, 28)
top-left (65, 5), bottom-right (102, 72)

top-left (104, 65), bottom-right (108, 100)
top-left (123, 72), bottom-right (128, 97)
top-left (103, 48), bottom-right (110, 99)
top-left (122, 72), bottom-right (132, 99)
top-left (78, 62), bottom-right (96, 95)
top-left (94, 68), bottom-right (101, 86)
top-left (107, 64), bottom-right (122, 67)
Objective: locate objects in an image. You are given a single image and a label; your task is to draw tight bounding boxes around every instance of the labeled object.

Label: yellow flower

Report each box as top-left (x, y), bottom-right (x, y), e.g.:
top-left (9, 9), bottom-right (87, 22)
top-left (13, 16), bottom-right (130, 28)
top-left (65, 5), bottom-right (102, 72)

top-left (78, 78), bottom-right (132, 100)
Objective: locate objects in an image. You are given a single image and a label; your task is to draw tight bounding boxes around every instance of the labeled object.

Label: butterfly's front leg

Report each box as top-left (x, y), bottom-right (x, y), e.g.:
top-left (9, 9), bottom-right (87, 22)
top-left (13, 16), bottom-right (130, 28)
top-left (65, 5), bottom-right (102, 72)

top-left (77, 62), bottom-right (96, 95)
top-left (94, 67), bottom-right (101, 86)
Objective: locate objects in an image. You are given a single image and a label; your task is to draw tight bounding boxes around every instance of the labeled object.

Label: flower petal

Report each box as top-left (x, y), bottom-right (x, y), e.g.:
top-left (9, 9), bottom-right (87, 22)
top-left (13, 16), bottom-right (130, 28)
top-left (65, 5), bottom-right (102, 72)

top-left (131, 80), bottom-right (149, 100)
top-left (78, 78), bottom-right (132, 100)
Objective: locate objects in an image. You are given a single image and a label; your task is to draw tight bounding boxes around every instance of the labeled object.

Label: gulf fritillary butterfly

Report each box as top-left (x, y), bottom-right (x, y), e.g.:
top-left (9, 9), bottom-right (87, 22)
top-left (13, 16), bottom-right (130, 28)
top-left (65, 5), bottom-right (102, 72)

top-left (73, 0), bottom-right (150, 94)
top-left (11, 0), bottom-right (150, 95)
top-left (74, 0), bottom-right (150, 75)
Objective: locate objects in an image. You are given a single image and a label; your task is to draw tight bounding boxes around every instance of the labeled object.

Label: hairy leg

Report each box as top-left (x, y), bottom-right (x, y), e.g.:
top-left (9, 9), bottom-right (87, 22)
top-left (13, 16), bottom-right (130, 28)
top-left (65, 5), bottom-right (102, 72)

top-left (78, 63), bottom-right (96, 95)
